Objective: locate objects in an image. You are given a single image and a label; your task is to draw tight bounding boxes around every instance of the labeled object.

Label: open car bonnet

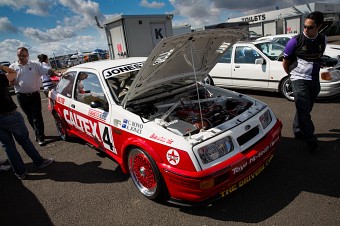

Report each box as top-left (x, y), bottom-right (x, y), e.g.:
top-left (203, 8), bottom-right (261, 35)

top-left (122, 29), bottom-right (246, 107)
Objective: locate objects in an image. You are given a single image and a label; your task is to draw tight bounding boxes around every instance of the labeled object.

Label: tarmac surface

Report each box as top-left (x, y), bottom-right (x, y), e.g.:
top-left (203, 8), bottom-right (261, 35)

top-left (0, 90), bottom-right (340, 226)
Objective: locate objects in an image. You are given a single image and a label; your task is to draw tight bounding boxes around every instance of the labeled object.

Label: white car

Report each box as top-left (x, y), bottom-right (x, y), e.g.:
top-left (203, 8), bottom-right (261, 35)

top-left (68, 55), bottom-right (85, 67)
top-left (256, 34), bottom-right (340, 59)
top-left (209, 40), bottom-right (340, 101)
top-left (248, 31), bottom-right (263, 40)
top-left (48, 29), bottom-right (282, 205)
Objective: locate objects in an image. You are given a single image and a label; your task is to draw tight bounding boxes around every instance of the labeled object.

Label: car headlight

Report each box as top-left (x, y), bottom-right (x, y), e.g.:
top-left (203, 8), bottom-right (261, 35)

top-left (198, 137), bottom-right (234, 164)
top-left (321, 70), bottom-right (340, 82)
top-left (260, 110), bottom-right (272, 129)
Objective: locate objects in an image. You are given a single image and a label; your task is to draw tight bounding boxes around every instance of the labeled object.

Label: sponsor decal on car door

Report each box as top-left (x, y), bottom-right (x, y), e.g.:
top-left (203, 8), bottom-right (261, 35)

top-left (68, 71), bottom-right (117, 153)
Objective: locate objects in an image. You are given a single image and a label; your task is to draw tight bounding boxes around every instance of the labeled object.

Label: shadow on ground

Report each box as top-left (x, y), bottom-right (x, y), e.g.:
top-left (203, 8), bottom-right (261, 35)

top-left (179, 130), bottom-right (340, 223)
top-left (0, 176), bottom-right (53, 225)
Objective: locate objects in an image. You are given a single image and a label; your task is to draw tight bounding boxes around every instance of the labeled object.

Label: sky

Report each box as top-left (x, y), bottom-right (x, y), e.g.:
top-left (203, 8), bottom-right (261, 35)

top-left (0, 0), bottom-right (337, 63)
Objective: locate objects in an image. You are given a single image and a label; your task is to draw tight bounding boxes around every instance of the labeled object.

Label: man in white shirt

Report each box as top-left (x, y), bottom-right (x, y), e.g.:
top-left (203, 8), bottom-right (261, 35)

top-left (10, 47), bottom-right (58, 146)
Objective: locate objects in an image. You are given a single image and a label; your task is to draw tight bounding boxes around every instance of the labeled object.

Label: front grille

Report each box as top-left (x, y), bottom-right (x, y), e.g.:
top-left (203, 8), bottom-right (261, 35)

top-left (237, 126), bottom-right (259, 146)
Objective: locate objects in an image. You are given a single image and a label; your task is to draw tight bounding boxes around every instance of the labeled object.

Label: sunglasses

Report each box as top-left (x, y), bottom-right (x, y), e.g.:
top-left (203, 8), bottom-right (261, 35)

top-left (303, 25), bottom-right (316, 30)
top-left (17, 54), bottom-right (28, 58)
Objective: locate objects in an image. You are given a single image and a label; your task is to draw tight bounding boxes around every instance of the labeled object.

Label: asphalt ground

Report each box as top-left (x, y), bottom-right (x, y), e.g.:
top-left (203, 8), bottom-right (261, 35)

top-left (1, 90), bottom-right (339, 226)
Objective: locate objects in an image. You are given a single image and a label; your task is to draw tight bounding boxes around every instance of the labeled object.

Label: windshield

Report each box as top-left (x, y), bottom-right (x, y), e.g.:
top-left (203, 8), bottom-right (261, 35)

top-left (106, 71), bottom-right (138, 103)
top-left (255, 42), bottom-right (285, 60)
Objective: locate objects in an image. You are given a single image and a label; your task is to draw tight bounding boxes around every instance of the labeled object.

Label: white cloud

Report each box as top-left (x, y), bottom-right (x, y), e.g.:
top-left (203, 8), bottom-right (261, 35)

top-left (169, 0), bottom-right (223, 28)
top-left (0, 0), bottom-right (52, 16)
top-left (0, 0), bottom-right (109, 62)
top-left (0, 17), bottom-right (18, 33)
top-left (0, 39), bottom-right (30, 63)
top-left (22, 25), bottom-right (76, 42)
top-left (0, 29), bottom-right (108, 62)
top-left (58, 0), bottom-right (105, 25)
top-left (140, 0), bottom-right (165, 8)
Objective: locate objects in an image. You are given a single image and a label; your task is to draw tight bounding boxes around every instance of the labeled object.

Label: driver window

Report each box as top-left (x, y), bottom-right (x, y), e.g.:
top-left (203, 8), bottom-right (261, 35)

top-left (75, 72), bottom-right (108, 111)
top-left (242, 47), bottom-right (260, 64)
top-left (106, 71), bottom-right (137, 103)
top-left (56, 71), bottom-right (76, 98)
top-left (235, 46), bottom-right (261, 64)
top-left (235, 47), bottom-right (245, 63)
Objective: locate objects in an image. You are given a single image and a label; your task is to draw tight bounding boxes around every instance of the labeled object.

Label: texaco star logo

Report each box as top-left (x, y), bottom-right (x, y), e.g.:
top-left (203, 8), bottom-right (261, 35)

top-left (166, 149), bottom-right (180, 165)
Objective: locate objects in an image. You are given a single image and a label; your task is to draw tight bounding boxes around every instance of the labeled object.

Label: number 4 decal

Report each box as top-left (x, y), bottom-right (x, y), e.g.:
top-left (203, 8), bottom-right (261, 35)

top-left (99, 122), bottom-right (117, 154)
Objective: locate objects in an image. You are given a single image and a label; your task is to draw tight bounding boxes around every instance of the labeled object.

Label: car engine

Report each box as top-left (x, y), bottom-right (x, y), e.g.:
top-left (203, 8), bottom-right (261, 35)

top-left (127, 85), bottom-right (253, 136)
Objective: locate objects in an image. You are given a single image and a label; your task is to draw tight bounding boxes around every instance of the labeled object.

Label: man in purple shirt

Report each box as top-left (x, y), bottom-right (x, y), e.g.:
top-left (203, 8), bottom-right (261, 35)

top-left (282, 11), bottom-right (326, 152)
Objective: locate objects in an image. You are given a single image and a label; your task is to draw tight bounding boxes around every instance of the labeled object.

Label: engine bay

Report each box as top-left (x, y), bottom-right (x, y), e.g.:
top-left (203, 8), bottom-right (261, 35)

top-left (126, 84), bottom-right (254, 136)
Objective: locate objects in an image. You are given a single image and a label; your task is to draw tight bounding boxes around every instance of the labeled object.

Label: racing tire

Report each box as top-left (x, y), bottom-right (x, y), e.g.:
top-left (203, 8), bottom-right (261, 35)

top-left (280, 76), bottom-right (294, 101)
top-left (202, 74), bottom-right (215, 86)
top-left (53, 113), bottom-right (69, 141)
top-left (128, 147), bottom-right (163, 200)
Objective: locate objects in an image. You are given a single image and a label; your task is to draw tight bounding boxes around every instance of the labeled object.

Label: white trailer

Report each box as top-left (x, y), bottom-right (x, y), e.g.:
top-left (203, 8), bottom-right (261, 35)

top-left (104, 14), bottom-right (173, 59)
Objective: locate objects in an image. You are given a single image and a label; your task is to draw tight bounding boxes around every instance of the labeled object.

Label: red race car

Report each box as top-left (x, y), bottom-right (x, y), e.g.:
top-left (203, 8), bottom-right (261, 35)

top-left (48, 29), bottom-right (282, 206)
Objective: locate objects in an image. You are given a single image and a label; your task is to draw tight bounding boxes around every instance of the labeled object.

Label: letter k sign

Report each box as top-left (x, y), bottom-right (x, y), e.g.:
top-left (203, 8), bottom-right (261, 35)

top-left (155, 28), bottom-right (164, 39)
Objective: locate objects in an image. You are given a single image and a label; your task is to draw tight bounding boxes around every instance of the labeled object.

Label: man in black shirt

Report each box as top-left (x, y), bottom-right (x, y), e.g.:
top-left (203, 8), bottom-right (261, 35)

top-left (282, 11), bottom-right (326, 152)
top-left (0, 65), bottom-right (54, 179)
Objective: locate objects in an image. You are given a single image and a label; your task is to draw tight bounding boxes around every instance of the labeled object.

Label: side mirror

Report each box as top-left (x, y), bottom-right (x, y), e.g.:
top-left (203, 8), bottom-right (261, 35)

top-left (255, 58), bottom-right (265, 65)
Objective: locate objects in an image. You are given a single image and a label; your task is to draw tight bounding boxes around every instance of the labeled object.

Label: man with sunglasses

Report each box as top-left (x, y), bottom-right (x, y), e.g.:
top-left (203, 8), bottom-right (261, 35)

top-left (282, 11), bottom-right (326, 152)
top-left (10, 47), bottom-right (59, 146)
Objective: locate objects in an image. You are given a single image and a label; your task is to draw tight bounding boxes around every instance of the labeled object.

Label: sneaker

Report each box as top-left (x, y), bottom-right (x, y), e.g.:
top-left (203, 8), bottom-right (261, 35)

top-left (37, 158), bottom-right (54, 169)
top-left (35, 136), bottom-right (46, 146)
top-left (37, 138), bottom-right (46, 146)
top-left (15, 172), bottom-right (26, 180)
top-left (0, 165), bottom-right (11, 172)
top-left (294, 131), bottom-right (305, 140)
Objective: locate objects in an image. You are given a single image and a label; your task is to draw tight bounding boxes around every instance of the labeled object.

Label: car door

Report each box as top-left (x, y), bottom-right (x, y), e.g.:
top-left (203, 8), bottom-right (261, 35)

top-left (54, 71), bottom-right (77, 131)
top-left (209, 47), bottom-right (233, 86)
top-left (231, 46), bottom-right (270, 88)
top-left (69, 70), bottom-right (113, 151)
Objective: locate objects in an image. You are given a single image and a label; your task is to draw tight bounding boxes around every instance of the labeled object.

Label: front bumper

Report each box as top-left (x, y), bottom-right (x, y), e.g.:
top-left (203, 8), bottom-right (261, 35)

top-left (159, 120), bottom-right (282, 206)
top-left (319, 80), bottom-right (340, 98)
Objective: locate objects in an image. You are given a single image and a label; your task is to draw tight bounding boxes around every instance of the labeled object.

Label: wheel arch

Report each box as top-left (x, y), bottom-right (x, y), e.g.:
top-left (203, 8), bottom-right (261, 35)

top-left (51, 107), bottom-right (63, 118)
top-left (202, 74), bottom-right (215, 86)
top-left (51, 108), bottom-right (69, 129)
top-left (278, 75), bottom-right (294, 101)
top-left (120, 137), bottom-right (163, 174)
top-left (51, 107), bottom-right (72, 140)
top-left (278, 75), bottom-right (290, 92)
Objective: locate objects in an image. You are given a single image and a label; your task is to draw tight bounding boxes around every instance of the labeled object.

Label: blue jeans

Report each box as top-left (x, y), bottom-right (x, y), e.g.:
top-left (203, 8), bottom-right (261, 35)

top-left (291, 79), bottom-right (320, 142)
top-left (0, 111), bottom-right (44, 175)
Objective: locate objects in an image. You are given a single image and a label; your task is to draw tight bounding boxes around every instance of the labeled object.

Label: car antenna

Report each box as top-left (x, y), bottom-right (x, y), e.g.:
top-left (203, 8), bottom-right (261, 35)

top-left (189, 39), bottom-right (205, 132)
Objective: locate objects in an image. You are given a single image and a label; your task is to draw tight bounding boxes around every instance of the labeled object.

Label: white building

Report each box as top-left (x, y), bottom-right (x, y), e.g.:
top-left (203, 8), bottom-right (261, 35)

top-left (227, 2), bottom-right (340, 36)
